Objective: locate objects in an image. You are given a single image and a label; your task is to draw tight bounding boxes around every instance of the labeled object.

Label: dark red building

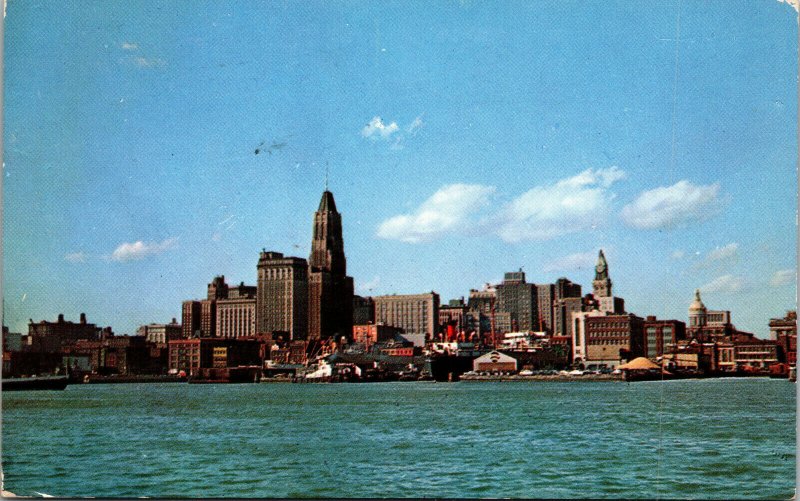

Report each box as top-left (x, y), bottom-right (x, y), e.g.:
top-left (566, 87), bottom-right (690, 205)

top-left (584, 313), bottom-right (645, 366)
top-left (642, 316), bottom-right (686, 358)
top-left (168, 338), bottom-right (261, 376)
top-left (27, 313), bottom-right (102, 352)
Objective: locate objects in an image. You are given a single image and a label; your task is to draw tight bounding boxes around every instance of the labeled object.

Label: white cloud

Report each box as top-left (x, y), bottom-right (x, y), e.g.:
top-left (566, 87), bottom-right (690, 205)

top-left (701, 274), bottom-right (744, 293)
top-left (670, 250), bottom-right (685, 260)
top-left (543, 251), bottom-right (597, 273)
top-left (494, 166), bottom-right (625, 242)
top-left (706, 242), bottom-right (738, 262)
top-left (64, 252), bottom-right (87, 263)
top-left (407, 115), bottom-right (424, 135)
top-left (110, 238), bottom-right (178, 262)
top-left (620, 180), bottom-right (721, 230)
top-left (121, 42), bottom-right (139, 50)
top-left (361, 116), bottom-right (399, 139)
top-left (696, 242), bottom-right (739, 269)
top-left (377, 184), bottom-right (495, 243)
top-left (133, 56), bottom-right (166, 68)
top-left (770, 269), bottom-right (796, 287)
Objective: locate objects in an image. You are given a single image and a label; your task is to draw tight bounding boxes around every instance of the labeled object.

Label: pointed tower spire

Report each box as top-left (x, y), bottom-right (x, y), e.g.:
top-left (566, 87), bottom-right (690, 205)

top-left (592, 249), bottom-right (612, 297)
top-left (310, 190), bottom-right (345, 275)
top-left (594, 249), bottom-right (609, 280)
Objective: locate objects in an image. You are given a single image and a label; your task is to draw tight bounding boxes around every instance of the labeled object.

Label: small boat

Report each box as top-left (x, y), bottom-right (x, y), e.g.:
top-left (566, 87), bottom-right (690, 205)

top-left (3, 375), bottom-right (69, 391)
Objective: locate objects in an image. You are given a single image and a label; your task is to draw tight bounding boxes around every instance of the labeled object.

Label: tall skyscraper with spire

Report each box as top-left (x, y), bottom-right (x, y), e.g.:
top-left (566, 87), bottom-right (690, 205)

top-left (307, 189), bottom-right (354, 343)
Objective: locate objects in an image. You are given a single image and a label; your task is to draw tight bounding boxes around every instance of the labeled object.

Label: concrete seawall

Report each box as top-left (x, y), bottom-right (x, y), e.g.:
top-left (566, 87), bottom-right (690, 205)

top-left (460, 374), bottom-right (623, 382)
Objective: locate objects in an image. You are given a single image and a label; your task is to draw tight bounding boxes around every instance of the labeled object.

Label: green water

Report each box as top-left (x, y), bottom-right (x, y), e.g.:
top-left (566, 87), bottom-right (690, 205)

top-left (2, 379), bottom-right (795, 498)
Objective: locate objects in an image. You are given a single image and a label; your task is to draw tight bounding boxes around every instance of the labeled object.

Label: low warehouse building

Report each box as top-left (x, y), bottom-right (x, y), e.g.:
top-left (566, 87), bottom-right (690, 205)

top-left (473, 350), bottom-right (517, 373)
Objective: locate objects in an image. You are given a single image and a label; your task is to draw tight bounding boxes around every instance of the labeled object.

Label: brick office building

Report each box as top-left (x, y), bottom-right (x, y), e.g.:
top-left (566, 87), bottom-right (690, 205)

top-left (642, 316), bottom-right (686, 359)
top-left (584, 313), bottom-right (645, 368)
top-left (168, 338), bottom-right (262, 376)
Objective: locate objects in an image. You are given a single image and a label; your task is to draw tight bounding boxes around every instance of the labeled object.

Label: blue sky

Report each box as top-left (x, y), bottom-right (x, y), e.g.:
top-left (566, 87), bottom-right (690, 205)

top-left (3, 1), bottom-right (797, 337)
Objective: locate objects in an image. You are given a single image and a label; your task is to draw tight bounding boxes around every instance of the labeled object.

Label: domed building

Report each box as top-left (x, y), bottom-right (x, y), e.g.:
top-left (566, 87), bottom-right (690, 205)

top-left (688, 289), bottom-right (707, 328)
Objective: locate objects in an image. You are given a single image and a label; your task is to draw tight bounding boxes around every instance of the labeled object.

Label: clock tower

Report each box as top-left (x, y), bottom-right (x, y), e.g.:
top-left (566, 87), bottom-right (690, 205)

top-left (592, 249), bottom-right (612, 298)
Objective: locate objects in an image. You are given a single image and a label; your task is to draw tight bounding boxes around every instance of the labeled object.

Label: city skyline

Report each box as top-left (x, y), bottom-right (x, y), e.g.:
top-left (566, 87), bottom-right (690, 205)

top-left (3, 1), bottom-right (797, 337)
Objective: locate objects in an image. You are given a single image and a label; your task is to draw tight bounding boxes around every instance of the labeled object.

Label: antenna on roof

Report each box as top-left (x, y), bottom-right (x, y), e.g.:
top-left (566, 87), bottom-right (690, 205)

top-left (325, 161), bottom-right (329, 191)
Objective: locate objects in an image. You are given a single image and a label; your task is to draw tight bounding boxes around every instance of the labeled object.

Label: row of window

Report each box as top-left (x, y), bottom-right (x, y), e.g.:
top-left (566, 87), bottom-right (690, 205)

top-left (261, 267), bottom-right (304, 280)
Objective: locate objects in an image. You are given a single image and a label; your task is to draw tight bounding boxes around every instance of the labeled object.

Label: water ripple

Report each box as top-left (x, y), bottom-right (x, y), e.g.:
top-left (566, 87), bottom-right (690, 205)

top-left (2, 379), bottom-right (795, 498)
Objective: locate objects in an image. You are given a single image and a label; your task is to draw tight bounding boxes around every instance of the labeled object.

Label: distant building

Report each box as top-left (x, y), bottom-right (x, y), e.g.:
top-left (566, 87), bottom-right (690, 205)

top-left (592, 249), bottom-right (613, 298)
top-left (544, 278), bottom-right (584, 338)
top-left (200, 299), bottom-right (217, 338)
top-left (494, 311), bottom-right (513, 337)
top-left (256, 251), bottom-right (309, 340)
top-left (571, 308), bottom-right (606, 364)
top-left (439, 300), bottom-right (468, 340)
top-left (687, 289), bottom-right (734, 341)
top-left (583, 313), bottom-right (645, 368)
top-left (553, 296), bottom-right (585, 340)
top-left (228, 281), bottom-right (258, 299)
top-left (536, 284), bottom-right (555, 333)
top-left (353, 295), bottom-right (375, 325)
top-left (207, 275), bottom-right (229, 300)
top-left (168, 338), bottom-right (262, 376)
top-left (182, 300), bottom-right (202, 338)
top-left (468, 286), bottom-right (496, 339)
top-left (555, 277), bottom-right (583, 302)
top-left (352, 323), bottom-right (404, 347)
top-left (673, 290), bottom-right (780, 371)
top-left (269, 340), bottom-right (309, 365)
top-left (137, 319), bottom-right (182, 344)
top-left (71, 335), bottom-right (158, 375)
top-left (307, 190), bottom-right (354, 343)
top-left (592, 250), bottom-right (625, 314)
top-left (216, 297), bottom-right (257, 339)
top-left (3, 326), bottom-right (23, 352)
top-left (769, 310), bottom-right (797, 365)
top-left (468, 286), bottom-right (495, 317)
top-left (182, 276), bottom-right (258, 339)
top-left (642, 316), bottom-right (686, 359)
top-left (473, 350), bottom-right (518, 373)
top-left (495, 270), bottom-right (538, 333)
top-left (27, 313), bottom-right (102, 352)
top-left (373, 293), bottom-right (440, 337)
top-left (168, 339), bottom-right (201, 375)
top-left (733, 339), bottom-right (778, 369)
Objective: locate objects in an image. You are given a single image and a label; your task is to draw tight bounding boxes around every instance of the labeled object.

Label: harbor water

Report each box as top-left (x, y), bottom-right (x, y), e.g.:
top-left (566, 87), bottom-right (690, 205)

top-left (2, 379), bottom-right (795, 498)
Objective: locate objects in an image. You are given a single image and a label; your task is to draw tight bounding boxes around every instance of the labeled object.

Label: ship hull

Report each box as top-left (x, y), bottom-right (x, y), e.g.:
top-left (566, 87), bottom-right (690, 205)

top-left (429, 355), bottom-right (476, 382)
top-left (3, 376), bottom-right (69, 391)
